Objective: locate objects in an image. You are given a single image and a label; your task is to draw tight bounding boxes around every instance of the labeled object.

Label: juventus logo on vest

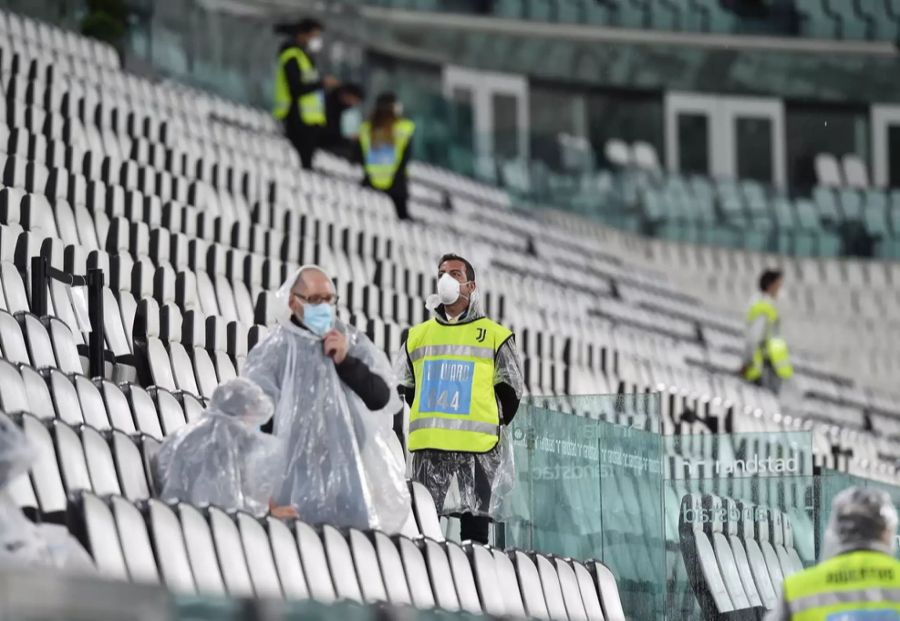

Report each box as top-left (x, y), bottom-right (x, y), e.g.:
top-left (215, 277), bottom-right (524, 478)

top-left (476, 328), bottom-right (486, 343)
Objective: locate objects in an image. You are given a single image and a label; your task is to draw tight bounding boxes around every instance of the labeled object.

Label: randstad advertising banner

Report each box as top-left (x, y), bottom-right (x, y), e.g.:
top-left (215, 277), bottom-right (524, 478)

top-left (664, 431), bottom-right (813, 479)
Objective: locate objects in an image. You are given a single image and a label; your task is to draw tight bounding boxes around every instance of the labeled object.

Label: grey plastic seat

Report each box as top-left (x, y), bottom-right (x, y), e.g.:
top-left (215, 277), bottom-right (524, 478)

top-left (737, 500), bottom-right (777, 609)
top-left (556, 557), bottom-right (589, 621)
top-left (347, 529), bottom-right (388, 603)
top-left (370, 531), bottom-right (411, 606)
top-left (493, 549), bottom-right (528, 619)
top-left (0, 358), bottom-right (29, 412)
top-left (74, 375), bottom-right (111, 431)
top-left (586, 560), bottom-right (626, 621)
top-left (97, 379), bottom-right (136, 433)
top-left (81, 425), bottom-right (121, 495)
top-left (724, 497), bottom-right (763, 609)
top-left (53, 420), bottom-right (93, 496)
top-left (466, 543), bottom-right (505, 616)
top-left (782, 513), bottom-right (804, 575)
top-left (148, 386), bottom-right (186, 436)
top-left (512, 551), bottom-right (552, 620)
top-left (395, 536), bottom-right (436, 610)
top-left (208, 506), bottom-right (254, 597)
top-left (422, 539), bottom-right (461, 612)
top-left (124, 384), bottom-right (163, 440)
top-left (21, 365), bottom-right (56, 420)
top-left (771, 510), bottom-right (796, 578)
top-left (294, 521), bottom-right (337, 603)
top-left (75, 492), bottom-right (128, 580)
top-left (572, 560), bottom-right (607, 621)
top-left (146, 498), bottom-right (196, 593)
top-left (679, 494), bottom-right (734, 615)
top-left (322, 524), bottom-right (364, 603)
top-left (177, 502), bottom-right (225, 595)
top-left (411, 481), bottom-right (444, 541)
top-left (267, 517), bottom-right (309, 600)
top-left (109, 496), bottom-right (160, 584)
top-left (536, 553), bottom-right (569, 620)
top-left (703, 494), bottom-right (751, 609)
top-left (0, 309), bottom-right (30, 364)
top-left (110, 430), bottom-right (150, 500)
top-left (756, 505), bottom-right (785, 594)
top-left (46, 368), bottom-right (85, 426)
top-left (236, 512), bottom-right (283, 599)
top-left (19, 312), bottom-right (57, 369)
top-left (21, 414), bottom-right (67, 514)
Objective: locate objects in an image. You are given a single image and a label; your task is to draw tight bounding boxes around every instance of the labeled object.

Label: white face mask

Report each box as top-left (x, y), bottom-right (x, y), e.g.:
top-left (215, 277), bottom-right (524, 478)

top-left (307, 36), bottom-right (323, 53)
top-left (394, 102), bottom-right (404, 117)
top-left (437, 273), bottom-right (468, 306)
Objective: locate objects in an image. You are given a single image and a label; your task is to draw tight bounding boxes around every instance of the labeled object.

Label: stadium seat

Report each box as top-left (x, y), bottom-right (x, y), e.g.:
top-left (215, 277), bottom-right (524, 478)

top-left (267, 516), bottom-right (310, 600)
top-left (146, 498), bottom-right (197, 593)
top-left (723, 498), bottom-right (763, 609)
top-left (208, 505), bottom-right (254, 597)
top-left (702, 495), bottom-right (752, 610)
top-left (237, 512), bottom-right (284, 599)
top-left (71, 491), bottom-right (129, 581)
top-left (736, 501), bottom-right (777, 609)
top-left (109, 495), bottom-right (160, 584)
top-left (294, 521), bottom-right (337, 603)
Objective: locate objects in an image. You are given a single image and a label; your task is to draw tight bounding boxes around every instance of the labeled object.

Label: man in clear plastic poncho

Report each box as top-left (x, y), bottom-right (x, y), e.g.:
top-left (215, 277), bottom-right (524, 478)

top-left (765, 487), bottom-right (900, 620)
top-left (396, 253), bottom-right (523, 545)
top-left (242, 265), bottom-right (410, 533)
top-left (155, 377), bottom-right (295, 518)
top-left (0, 415), bottom-right (94, 571)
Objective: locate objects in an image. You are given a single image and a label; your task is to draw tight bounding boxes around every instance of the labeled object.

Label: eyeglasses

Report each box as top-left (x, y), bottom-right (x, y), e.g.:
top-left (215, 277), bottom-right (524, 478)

top-left (292, 292), bottom-right (339, 306)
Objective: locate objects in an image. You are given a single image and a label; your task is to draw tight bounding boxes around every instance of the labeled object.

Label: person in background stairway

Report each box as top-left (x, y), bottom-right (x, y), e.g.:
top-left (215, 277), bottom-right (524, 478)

top-left (272, 17), bottom-right (338, 169)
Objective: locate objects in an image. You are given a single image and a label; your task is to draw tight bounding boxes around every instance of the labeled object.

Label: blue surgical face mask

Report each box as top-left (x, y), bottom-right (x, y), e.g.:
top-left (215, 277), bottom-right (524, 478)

top-left (302, 303), bottom-right (334, 336)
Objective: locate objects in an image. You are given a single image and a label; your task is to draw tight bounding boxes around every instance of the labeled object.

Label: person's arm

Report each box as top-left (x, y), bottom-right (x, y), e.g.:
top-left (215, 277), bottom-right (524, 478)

top-left (336, 355), bottom-right (391, 410)
top-left (284, 56), bottom-right (322, 98)
top-left (494, 337), bottom-right (524, 425)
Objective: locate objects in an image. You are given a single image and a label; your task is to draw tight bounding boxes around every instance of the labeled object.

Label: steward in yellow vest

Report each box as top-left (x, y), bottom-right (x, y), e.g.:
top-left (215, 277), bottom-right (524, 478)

top-left (272, 18), bottom-right (335, 170)
top-left (396, 254), bottom-right (523, 545)
top-left (356, 92), bottom-right (415, 220)
top-left (742, 269), bottom-right (793, 392)
top-left (766, 487), bottom-right (900, 621)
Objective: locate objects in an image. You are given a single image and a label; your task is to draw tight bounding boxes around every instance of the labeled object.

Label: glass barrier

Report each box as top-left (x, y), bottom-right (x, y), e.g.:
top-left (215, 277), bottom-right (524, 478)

top-left (505, 395), bottom-right (666, 620)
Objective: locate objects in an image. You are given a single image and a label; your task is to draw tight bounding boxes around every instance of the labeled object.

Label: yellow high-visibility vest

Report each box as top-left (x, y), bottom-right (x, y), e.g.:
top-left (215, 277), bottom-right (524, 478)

top-left (783, 550), bottom-right (900, 620)
top-left (272, 47), bottom-right (326, 126)
top-left (744, 298), bottom-right (794, 380)
top-left (359, 119), bottom-right (415, 190)
top-left (407, 317), bottom-right (512, 453)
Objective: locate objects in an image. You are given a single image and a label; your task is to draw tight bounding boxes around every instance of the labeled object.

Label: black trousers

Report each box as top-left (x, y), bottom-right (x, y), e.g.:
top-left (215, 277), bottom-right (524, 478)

top-left (285, 120), bottom-right (320, 170)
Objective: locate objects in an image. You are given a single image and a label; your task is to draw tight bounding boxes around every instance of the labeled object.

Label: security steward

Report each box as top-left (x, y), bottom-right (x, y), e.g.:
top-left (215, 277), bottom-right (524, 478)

top-left (396, 254), bottom-right (523, 545)
top-left (765, 487), bottom-right (900, 620)
top-left (741, 268), bottom-right (793, 393)
top-left (357, 92), bottom-right (415, 220)
top-left (273, 18), bottom-right (337, 169)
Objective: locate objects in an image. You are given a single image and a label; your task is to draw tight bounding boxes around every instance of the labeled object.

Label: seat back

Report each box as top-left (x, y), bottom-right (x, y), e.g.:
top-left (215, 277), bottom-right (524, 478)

top-left (770, 510), bottom-right (795, 578)
top-left (556, 557), bottom-right (589, 621)
top-left (23, 415), bottom-right (67, 513)
top-left (468, 543), bottom-right (505, 616)
top-left (704, 494), bottom-right (750, 609)
top-left (396, 536), bottom-right (436, 610)
top-left (267, 517), bottom-right (309, 600)
top-left (237, 512), bottom-right (283, 599)
top-left (322, 525), bottom-right (363, 603)
top-left (147, 498), bottom-right (196, 594)
top-left (679, 493), bottom-right (734, 613)
top-left (373, 531), bottom-right (412, 606)
top-left (178, 503), bottom-right (226, 595)
top-left (98, 379), bottom-right (136, 433)
top-left (110, 430), bottom-right (150, 500)
top-left (587, 560), bottom-right (626, 621)
top-left (109, 496), bottom-right (159, 584)
top-left (208, 506), bottom-right (254, 597)
top-left (411, 481), bottom-right (444, 541)
top-left (81, 426), bottom-right (121, 495)
top-left (756, 505), bottom-right (785, 589)
top-left (783, 513), bottom-right (804, 575)
top-left (0, 358), bottom-right (29, 412)
top-left (53, 420), bottom-right (93, 495)
top-left (348, 529), bottom-right (388, 603)
top-left (513, 551), bottom-right (550, 620)
top-left (536, 553), bottom-right (569, 620)
top-left (493, 549), bottom-right (528, 618)
top-left (737, 501), bottom-right (777, 609)
top-left (75, 492), bottom-right (128, 580)
top-left (423, 539), bottom-right (460, 612)
top-left (572, 560), bottom-right (606, 621)
top-left (725, 497), bottom-right (763, 608)
top-left (74, 375), bottom-right (111, 431)
top-left (294, 521), bottom-right (336, 603)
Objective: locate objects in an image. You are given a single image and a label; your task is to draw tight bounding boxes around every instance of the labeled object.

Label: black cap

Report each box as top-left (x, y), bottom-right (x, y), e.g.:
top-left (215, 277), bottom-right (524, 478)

top-left (274, 17), bottom-right (323, 36)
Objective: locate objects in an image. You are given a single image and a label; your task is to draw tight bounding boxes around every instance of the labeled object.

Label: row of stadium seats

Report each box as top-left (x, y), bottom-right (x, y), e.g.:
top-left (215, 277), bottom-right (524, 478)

top-left (71, 490), bottom-right (626, 619)
top-left (678, 493), bottom-right (804, 618)
top-left (360, 0), bottom-right (900, 42)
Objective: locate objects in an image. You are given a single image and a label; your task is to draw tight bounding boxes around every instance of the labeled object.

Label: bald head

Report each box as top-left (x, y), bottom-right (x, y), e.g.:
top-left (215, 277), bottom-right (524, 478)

top-left (287, 266), bottom-right (335, 319)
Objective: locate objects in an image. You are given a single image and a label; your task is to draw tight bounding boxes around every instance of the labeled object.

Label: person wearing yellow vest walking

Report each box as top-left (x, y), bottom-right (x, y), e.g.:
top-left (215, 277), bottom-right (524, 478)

top-left (764, 487), bottom-right (900, 620)
top-left (741, 269), bottom-right (793, 393)
top-left (273, 18), bottom-right (338, 169)
top-left (396, 254), bottom-right (523, 545)
top-left (356, 92), bottom-right (415, 220)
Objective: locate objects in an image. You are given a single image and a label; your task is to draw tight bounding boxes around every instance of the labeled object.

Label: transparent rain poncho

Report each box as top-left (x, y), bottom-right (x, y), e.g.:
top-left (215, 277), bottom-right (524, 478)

top-left (0, 416), bottom-right (94, 572)
top-left (398, 276), bottom-right (523, 520)
top-left (822, 487), bottom-right (899, 560)
top-left (241, 267), bottom-right (410, 533)
top-left (155, 378), bottom-right (286, 516)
